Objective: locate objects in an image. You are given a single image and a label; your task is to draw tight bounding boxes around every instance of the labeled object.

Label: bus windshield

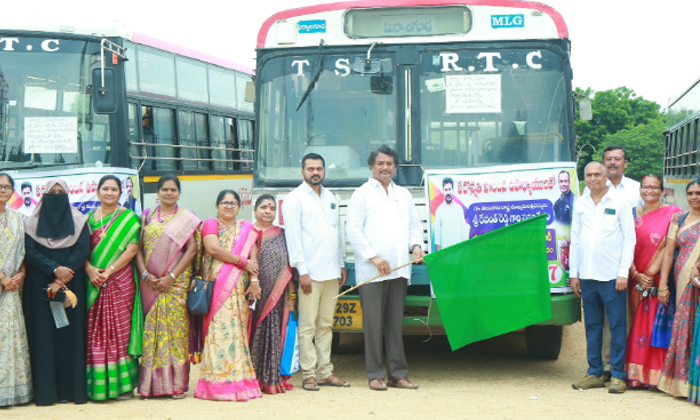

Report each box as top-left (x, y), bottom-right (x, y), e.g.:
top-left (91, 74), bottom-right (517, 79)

top-left (257, 46), bottom-right (571, 184)
top-left (0, 36), bottom-right (110, 169)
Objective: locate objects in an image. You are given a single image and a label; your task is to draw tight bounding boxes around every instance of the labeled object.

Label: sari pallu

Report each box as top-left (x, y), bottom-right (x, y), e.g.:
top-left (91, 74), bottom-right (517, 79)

top-left (0, 208), bottom-right (33, 407)
top-left (194, 219), bottom-right (262, 402)
top-left (86, 209), bottom-right (142, 400)
top-left (138, 207), bottom-right (202, 398)
top-left (659, 214), bottom-right (700, 399)
top-left (626, 206), bottom-right (681, 388)
top-left (249, 226), bottom-right (294, 394)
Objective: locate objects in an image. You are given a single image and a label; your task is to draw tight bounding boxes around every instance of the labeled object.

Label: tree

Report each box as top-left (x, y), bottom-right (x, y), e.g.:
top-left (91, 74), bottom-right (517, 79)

top-left (574, 87), bottom-right (664, 180)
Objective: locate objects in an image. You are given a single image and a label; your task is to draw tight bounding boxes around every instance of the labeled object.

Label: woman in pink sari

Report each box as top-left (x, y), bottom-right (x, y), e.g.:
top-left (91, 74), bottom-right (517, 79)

top-left (136, 175), bottom-right (201, 399)
top-left (249, 194), bottom-right (296, 394)
top-left (626, 174), bottom-right (681, 388)
top-left (194, 190), bottom-right (262, 401)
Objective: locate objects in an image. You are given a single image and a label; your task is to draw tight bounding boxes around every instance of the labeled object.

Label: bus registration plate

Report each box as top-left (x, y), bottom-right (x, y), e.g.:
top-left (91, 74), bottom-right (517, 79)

top-left (333, 298), bottom-right (362, 330)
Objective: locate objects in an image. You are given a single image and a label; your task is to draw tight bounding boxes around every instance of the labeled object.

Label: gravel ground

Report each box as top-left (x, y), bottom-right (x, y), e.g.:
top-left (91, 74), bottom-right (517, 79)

top-left (3, 321), bottom-right (699, 419)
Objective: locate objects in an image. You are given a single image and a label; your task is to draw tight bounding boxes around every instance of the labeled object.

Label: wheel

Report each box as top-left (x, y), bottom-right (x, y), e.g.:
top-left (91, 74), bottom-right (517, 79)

top-left (525, 325), bottom-right (563, 360)
top-left (331, 332), bottom-right (341, 352)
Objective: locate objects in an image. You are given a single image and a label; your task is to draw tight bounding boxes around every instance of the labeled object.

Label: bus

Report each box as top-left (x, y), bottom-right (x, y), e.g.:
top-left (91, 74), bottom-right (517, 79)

top-left (664, 75), bottom-right (700, 207)
top-left (253, 0), bottom-right (582, 359)
top-left (0, 21), bottom-right (255, 220)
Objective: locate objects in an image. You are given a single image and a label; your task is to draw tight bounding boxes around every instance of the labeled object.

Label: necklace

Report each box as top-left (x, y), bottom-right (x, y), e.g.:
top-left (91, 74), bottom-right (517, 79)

top-left (98, 207), bottom-right (118, 239)
top-left (641, 203), bottom-right (661, 217)
top-left (217, 218), bottom-right (235, 237)
top-left (157, 204), bottom-right (178, 222)
top-left (0, 210), bottom-right (9, 234)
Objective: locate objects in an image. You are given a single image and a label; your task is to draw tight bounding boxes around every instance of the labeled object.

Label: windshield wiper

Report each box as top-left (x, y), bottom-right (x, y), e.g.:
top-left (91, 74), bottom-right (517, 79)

top-left (296, 40), bottom-right (325, 111)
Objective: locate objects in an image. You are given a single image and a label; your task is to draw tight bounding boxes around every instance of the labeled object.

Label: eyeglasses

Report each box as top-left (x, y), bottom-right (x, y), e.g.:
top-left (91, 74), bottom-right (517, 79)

top-left (0, 185), bottom-right (13, 191)
top-left (640, 185), bottom-right (662, 191)
top-left (219, 201), bottom-right (240, 208)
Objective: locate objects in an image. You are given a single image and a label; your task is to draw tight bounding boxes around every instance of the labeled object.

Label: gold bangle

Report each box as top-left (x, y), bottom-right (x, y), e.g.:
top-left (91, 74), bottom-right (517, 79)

top-left (659, 286), bottom-right (669, 291)
top-left (109, 264), bottom-right (116, 271)
top-left (288, 292), bottom-right (297, 299)
top-left (250, 279), bottom-right (259, 282)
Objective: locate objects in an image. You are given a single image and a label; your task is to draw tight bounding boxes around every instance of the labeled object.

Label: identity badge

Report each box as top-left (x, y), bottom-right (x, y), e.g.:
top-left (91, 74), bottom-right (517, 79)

top-left (604, 208), bottom-right (616, 215)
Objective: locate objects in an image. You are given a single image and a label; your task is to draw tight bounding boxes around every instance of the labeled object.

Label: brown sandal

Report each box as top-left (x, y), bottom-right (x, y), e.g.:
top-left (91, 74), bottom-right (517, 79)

top-left (171, 393), bottom-right (186, 400)
top-left (302, 377), bottom-right (320, 391)
top-left (369, 378), bottom-right (387, 391)
top-left (318, 374), bottom-right (350, 387)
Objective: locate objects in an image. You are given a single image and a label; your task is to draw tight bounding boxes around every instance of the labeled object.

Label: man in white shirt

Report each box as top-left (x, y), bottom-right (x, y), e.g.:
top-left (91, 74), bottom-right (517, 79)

top-left (433, 177), bottom-right (469, 250)
top-left (282, 153), bottom-right (349, 391)
top-left (570, 161), bottom-right (635, 394)
top-left (347, 146), bottom-right (424, 391)
top-left (17, 181), bottom-right (37, 217)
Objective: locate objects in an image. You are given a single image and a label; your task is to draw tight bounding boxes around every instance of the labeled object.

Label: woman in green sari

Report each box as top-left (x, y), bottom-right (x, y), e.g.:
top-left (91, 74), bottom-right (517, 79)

top-left (84, 175), bottom-right (142, 401)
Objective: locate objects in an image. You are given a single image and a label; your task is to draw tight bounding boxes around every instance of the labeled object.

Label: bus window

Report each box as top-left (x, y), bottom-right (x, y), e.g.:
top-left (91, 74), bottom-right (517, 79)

top-left (143, 106), bottom-right (177, 171)
top-left (238, 119), bottom-right (253, 171)
top-left (419, 49), bottom-right (570, 169)
top-left (128, 103), bottom-right (141, 169)
top-left (211, 115), bottom-right (232, 171)
top-left (195, 113), bottom-right (210, 170)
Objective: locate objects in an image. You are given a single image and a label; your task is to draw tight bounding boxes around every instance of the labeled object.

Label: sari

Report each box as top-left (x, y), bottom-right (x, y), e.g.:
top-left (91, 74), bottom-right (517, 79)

top-left (626, 205), bottom-right (681, 387)
top-left (86, 208), bottom-right (142, 400)
top-left (0, 208), bottom-right (32, 407)
top-left (138, 207), bottom-right (201, 397)
top-left (194, 218), bottom-right (262, 401)
top-left (249, 226), bottom-right (294, 394)
top-left (658, 212), bottom-right (700, 399)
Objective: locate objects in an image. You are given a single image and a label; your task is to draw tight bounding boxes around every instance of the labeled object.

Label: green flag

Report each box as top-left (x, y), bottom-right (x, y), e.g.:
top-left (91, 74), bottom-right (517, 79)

top-left (424, 214), bottom-right (551, 351)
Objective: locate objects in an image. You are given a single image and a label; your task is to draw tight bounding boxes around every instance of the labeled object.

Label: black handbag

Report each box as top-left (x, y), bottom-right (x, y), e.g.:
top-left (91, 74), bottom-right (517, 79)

top-left (187, 276), bottom-right (213, 315)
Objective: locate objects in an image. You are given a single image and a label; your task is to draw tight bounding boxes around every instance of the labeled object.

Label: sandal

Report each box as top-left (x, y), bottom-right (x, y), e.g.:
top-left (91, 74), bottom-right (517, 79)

top-left (369, 378), bottom-right (387, 391)
top-left (387, 377), bottom-right (419, 389)
top-left (302, 377), bottom-right (320, 391)
top-left (171, 393), bottom-right (186, 400)
top-left (318, 374), bottom-right (350, 387)
top-left (117, 391), bottom-right (133, 400)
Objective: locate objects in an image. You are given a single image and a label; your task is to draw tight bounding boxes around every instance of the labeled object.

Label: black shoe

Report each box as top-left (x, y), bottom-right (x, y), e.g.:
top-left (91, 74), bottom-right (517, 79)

top-left (601, 370), bottom-right (612, 382)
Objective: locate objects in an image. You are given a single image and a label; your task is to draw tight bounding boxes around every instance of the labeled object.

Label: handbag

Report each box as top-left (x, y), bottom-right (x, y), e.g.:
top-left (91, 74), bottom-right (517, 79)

top-left (280, 312), bottom-right (300, 376)
top-left (187, 276), bottom-right (214, 316)
top-left (650, 211), bottom-right (688, 349)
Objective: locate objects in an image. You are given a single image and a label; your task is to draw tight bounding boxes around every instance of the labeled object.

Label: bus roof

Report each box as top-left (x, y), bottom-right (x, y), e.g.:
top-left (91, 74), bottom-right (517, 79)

top-left (0, 20), bottom-right (253, 74)
top-left (668, 74), bottom-right (700, 109)
top-left (257, 0), bottom-right (568, 49)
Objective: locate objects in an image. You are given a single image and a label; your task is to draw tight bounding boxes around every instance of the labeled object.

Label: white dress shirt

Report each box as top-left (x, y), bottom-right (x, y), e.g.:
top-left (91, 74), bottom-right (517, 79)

top-left (583, 175), bottom-right (643, 208)
top-left (433, 201), bottom-right (469, 249)
top-left (346, 178), bottom-right (424, 284)
top-left (570, 187), bottom-right (636, 280)
top-left (282, 182), bottom-right (344, 281)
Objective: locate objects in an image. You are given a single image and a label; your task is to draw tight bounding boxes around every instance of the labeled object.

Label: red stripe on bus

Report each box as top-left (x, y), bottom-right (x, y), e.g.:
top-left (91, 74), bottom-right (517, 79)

top-left (257, 0), bottom-right (569, 48)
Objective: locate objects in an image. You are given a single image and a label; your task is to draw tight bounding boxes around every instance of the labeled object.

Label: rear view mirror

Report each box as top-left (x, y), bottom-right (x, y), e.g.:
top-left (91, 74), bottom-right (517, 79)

top-left (92, 67), bottom-right (117, 114)
top-left (371, 76), bottom-right (393, 95)
top-left (578, 98), bottom-right (592, 121)
top-left (353, 57), bottom-right (381, 74)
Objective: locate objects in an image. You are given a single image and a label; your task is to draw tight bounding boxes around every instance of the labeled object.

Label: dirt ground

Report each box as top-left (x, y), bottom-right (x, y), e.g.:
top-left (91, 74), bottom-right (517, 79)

top-left (3, 321), bottom-right (700, 419)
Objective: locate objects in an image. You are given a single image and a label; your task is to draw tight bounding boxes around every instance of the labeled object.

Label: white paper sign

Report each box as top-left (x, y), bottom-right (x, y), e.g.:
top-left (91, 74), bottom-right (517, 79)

top-left (23, 117), bottom-right (78, 154)
top-left (446, 75), bottom-right (501, 113)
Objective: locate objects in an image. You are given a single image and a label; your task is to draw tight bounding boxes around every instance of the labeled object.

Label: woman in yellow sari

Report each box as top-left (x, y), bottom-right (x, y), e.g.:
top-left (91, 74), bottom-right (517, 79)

top-left (136, 175), bottom-right (201, 399)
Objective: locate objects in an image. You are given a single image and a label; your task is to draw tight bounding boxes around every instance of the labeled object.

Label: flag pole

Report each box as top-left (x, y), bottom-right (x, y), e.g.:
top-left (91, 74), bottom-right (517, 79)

top-left (333, 261), bottom-right (416, 300)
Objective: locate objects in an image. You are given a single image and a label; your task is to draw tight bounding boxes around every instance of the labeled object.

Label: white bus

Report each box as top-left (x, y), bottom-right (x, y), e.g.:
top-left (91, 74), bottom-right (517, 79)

top-left (253, 0), bottom-right (581, 358)
top-left (0, 21), bottom-right (255, 219)
top-left (664, 75), bottom-right (700, 208)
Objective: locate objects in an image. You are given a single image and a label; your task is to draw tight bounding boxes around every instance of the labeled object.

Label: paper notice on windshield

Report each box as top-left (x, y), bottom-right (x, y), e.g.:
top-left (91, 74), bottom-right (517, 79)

top-left (446, 75), bottom-right (501, 113)
top-left (23, 117), bottom-right (78, 154)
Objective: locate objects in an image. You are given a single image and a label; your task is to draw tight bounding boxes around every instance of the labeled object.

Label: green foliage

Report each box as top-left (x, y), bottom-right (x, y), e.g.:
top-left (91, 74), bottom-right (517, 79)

top-left (575, 87), bottom-right (665, 181)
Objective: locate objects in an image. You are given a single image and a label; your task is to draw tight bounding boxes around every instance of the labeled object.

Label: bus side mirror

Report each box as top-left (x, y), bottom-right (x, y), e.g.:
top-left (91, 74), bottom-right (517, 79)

top-left (578, 98), bottom-right (592, 121)
top-left (245, 81), bottom-right (255, 103)
top-left (371, 76), bottom-right (393, 95)
top-left (92, 67), bottom-right (117, 114)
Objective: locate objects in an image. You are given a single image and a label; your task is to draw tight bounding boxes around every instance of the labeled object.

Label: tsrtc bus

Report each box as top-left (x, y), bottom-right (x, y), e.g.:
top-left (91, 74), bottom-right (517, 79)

top-left (664, 75), bottom-right (700, 208)
top-left (0, 21), bottom-right (255, 220)
top-left (253, 0), bottom-right (581, 358)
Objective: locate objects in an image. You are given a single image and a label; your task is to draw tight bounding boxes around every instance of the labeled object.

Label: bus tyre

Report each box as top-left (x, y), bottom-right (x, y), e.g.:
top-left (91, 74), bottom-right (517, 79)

top-left (525, 325), bottom-right (563, 360)
top-left (331, 332), bottom-right (341, 352)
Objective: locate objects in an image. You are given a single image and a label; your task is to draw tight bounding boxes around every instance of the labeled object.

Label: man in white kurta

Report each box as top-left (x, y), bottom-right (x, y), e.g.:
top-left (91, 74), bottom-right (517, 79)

top-left (433, 177), bottom-right (469, 250)
top-left (347, 146), bottom-right (424, 391)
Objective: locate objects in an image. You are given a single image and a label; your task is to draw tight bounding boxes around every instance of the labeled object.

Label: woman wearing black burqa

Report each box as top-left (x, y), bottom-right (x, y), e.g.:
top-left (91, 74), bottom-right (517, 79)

top-left (22, 178), bottom-right (90, 405)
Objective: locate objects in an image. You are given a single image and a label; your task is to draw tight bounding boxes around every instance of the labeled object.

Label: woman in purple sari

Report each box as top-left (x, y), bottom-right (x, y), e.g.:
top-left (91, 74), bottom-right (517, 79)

top-left (194, 190), bottom-right (262, 401)
top-left (136, 175), bottom-right (201, 399)
top-left (249, 195), bottom-right (296, 394)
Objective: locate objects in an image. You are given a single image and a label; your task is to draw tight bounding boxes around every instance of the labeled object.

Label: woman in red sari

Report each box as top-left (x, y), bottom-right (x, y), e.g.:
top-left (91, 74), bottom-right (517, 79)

top-left (626, 174), bottom-right (681, 387)
top-left (249, 194), bottom-right (296, 394)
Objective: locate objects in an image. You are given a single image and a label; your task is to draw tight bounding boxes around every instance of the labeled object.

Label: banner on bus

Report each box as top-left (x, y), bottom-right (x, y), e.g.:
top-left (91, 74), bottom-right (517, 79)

top-left (7, 167), bottom-right (142, 217)
top-left (424, 163), bottom-right (578, 291)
